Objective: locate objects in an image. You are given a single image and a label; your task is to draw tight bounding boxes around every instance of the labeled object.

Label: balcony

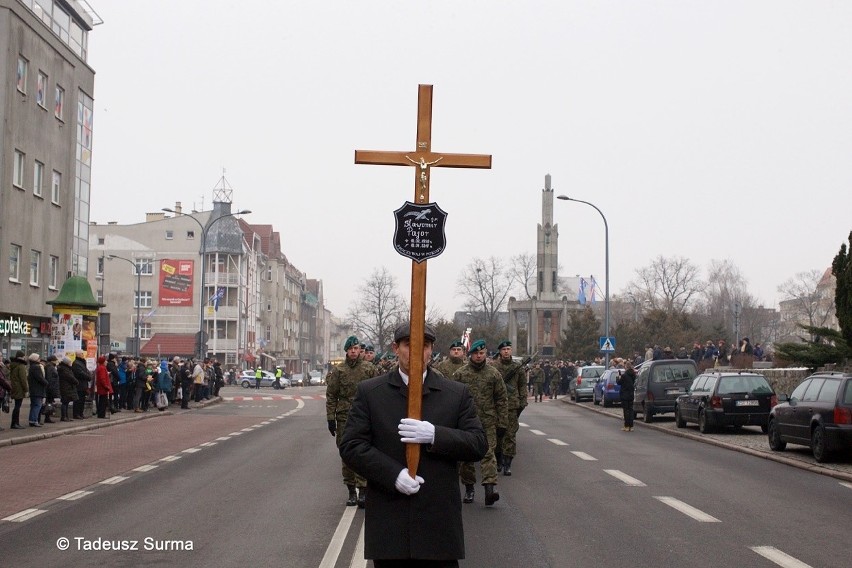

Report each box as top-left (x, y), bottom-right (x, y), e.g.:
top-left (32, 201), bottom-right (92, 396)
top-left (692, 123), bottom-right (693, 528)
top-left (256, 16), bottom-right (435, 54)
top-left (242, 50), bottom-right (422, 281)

top-left (206, 338), bottom-right (237, 351)
top-left (204, 305), bottom-right (238, 319)
top-left (205, 272), bottom-right (241, 286)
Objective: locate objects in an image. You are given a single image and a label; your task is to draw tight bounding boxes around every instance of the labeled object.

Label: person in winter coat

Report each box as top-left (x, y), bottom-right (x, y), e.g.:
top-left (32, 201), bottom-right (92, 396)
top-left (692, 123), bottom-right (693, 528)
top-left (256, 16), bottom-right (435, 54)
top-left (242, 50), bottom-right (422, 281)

top-left (57, 357), bottom-right (79, 421)
top-left (94, 356), bottom-right (113, 418)
top-left (157, 360), bottom-right (173, 408)
top-left (71, 352), bottom-right (91, 419)
top-left (617, 361), bottom-right (637, 432)
top-left (27, 353), bottom-right (48, 427)
top-left (106, 353), bottom-right (121, 413)
top-left (117, 357), bottom-right (129, 410)
top-left (9, 351), bottom-right (28, 429)
top-left (43, 355), bottom-right (60, 423)
top-left (0, 360), bottom-right (12, 430)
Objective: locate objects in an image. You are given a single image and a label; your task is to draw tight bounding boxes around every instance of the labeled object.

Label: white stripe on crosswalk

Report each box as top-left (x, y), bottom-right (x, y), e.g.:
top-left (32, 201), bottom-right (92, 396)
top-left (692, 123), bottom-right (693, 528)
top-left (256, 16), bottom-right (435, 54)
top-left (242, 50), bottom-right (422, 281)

top-left (654, 496), bottom-right (720, 522)
top-left (750, 546), bottom-right (813, 568)
top-left (604, 469), bottom-right (646, 486)
top-left (547, 438), bottom-right (568, 446)
top-left (571, 451), bottom-right (597, 461)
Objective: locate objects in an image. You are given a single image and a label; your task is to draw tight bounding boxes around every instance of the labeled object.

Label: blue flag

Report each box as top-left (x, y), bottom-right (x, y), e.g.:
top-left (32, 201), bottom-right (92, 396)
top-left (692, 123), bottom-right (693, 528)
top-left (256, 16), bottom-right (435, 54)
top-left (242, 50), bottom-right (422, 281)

top-left (578, 278), bottom-right (588, 305)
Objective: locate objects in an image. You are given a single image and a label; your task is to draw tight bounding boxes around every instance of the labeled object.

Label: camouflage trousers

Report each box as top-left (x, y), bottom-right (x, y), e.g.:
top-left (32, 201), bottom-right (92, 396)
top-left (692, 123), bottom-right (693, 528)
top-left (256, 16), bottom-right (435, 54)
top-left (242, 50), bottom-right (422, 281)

top-left (460, 425), bottom-right (498, 485)
top-left (500, 410), bottom-right (520, 457)
top-left (550, 379), bottom-right (560, 396)
top-left (534, 383), bottom-right (544, 397)
top-left (336, 419), bottom-right (366, 488)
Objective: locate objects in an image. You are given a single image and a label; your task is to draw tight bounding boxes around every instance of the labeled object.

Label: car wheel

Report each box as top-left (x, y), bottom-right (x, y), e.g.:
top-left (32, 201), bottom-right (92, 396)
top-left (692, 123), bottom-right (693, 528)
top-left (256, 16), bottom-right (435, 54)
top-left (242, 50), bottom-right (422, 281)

top-left (767, 419), bottom-right (786, 451)
top-left (760, 424), bottom-right (768, 434)
top-left (272, 382), bottom-right (280, 390)
top-left (602, 397), bottom-right (612, 408)
top-left (241, 381), bottom-right (250, 389)
top-left (593, 392), bottom-right (600, 406)
top-left (698, 409), bottom-right (712, 434)
top-left (675, 405), bottom-right (686, 428)
top-left (812, 425), bottom-right (831, 463)
top-left (642, 404), bottom-right (654, 423)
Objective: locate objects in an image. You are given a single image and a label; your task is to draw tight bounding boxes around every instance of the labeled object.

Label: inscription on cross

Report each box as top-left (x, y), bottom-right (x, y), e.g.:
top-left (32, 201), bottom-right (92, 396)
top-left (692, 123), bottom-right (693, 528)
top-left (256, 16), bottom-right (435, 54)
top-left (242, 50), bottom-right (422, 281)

top-left (355, 84), bottom-right (491, 477)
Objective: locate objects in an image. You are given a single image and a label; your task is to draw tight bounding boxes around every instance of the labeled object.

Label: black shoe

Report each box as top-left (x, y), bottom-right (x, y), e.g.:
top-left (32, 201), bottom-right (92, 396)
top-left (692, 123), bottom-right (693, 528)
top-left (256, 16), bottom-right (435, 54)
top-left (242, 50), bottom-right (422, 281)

top-left (346, 486), bottom-right (357, 507)
top-left (463, 484), bottom-right (474, 504)
top-left (484, 484), bottom-right (500, 506)
top-left (503, 457), bottom-right (513, 476)
top-left (11, 424), bottom-right (25, 429)
top-left (357, 488), bottom-right (366, 509)
top-left (495, 453), bottom-right (503, 474)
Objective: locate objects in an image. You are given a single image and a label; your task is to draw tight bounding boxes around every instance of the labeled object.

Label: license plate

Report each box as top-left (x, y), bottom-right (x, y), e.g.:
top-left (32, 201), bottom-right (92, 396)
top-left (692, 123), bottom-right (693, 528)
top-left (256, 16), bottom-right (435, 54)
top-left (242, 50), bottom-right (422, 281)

top-left (666, 389), bottom-right (684, 395)
top-left (735, 400), bottom-right (759, 406)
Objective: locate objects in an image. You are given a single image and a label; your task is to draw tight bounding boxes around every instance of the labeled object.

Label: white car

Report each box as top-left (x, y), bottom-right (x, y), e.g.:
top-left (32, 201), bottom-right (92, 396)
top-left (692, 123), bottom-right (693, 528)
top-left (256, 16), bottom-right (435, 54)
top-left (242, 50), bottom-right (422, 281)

top-left (238, 370), bottom-right (288, 389)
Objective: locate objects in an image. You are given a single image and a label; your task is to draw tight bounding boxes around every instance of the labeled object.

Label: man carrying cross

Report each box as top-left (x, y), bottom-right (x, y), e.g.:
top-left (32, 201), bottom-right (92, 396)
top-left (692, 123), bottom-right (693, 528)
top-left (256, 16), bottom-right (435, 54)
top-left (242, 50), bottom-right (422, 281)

top-left (340, 322), bottom-right (486, 566)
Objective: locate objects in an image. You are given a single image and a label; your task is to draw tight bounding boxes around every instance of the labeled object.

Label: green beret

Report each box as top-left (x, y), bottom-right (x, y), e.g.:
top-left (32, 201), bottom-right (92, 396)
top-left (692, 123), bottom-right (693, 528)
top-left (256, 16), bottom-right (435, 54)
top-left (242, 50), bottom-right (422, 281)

top-left (344, 336), bottom-right (359, 351)
top-left (365, 344), bottom-right (375, 352)
top-left (468, 339), bottom-right (487, 354)
top-left (450, 340), bottom-right (464, 349)
top-left (498, 340), bottom-right (512, 349)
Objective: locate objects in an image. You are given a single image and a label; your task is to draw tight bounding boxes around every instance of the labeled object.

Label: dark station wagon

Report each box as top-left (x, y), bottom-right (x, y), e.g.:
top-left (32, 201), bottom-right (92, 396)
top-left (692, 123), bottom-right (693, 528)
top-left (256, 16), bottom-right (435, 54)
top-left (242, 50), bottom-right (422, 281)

top-left (675, 372), bottom-right (777, 433)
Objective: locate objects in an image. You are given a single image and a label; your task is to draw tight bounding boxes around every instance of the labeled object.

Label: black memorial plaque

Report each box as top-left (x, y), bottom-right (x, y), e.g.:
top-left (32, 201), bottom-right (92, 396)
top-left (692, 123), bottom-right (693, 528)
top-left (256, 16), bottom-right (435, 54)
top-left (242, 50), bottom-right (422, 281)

top-left (392, 201), bottom-right (448, 263)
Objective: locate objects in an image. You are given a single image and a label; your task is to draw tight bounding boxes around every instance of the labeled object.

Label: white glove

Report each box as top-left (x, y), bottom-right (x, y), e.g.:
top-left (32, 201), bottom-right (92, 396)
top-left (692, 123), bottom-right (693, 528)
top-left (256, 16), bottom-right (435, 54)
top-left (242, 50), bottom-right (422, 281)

top-left (394, 468), bottom-right (424, 495)
top-left (398, 418), bottom-right (435, 444)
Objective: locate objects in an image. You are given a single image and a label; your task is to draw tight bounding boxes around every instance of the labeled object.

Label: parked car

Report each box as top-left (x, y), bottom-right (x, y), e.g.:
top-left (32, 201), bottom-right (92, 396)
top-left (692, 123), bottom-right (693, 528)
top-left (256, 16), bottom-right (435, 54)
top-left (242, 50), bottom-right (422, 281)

top-left (289, 373), bottom-right (304, 387)
top-left (634, 359), bottom-right (697, 422)
top-left (238, 370), bottom-right (288, 389)
top-left (593, 369), bottom-right (622, 407)
top-left (767, 371), bottom-right (852, 463)
top-left (572, 365), bottom-right (604, 395)
top-left (675, 372), bottom-right (777, 433)
top-left (569, 376), bottom-right (597, 402)
top-left (308, 370), bottom-right (324, 386)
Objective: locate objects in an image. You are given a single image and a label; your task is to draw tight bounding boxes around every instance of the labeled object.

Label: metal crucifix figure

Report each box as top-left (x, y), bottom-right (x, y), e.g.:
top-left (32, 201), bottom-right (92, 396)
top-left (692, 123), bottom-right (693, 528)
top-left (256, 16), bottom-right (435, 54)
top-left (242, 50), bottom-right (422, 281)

top-left (354, 84), bottom-right (491, 477)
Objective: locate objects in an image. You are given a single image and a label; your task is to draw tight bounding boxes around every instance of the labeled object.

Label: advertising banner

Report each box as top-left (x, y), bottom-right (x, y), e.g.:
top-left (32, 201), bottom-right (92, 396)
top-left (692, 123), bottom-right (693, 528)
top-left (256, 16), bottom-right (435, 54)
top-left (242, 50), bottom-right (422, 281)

top-left (159, 259), bottom-right (194, 306)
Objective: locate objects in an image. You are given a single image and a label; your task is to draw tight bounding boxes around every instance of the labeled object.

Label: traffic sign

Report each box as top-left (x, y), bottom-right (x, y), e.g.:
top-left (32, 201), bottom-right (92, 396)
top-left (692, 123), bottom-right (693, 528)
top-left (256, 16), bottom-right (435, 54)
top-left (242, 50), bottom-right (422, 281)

top-left (599, 336), bottom-right (616, 352)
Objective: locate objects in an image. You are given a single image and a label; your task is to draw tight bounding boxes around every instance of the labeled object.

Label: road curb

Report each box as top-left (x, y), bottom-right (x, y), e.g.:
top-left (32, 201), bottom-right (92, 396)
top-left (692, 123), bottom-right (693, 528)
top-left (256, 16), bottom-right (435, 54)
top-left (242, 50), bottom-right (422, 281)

top-left (560, 397), bottom-right (852, 484)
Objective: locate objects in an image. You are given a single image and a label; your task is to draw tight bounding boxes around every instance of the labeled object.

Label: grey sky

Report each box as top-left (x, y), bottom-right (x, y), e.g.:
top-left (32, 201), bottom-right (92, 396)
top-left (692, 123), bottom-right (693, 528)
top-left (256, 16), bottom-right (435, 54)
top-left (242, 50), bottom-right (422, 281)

top-left (88, 1), bottom-right (852, 320)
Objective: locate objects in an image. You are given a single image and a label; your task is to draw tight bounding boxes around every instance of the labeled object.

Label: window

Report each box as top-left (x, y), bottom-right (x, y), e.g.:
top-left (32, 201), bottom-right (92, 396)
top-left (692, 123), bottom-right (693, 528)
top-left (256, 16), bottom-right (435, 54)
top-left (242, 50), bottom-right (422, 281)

top-left (817, 379), bottom-right (841, 403)
top-left (134, 291), bottom-right (153, 309)
top-left (789, 380), bottom-right (810, 403)
top-left (134, 258), bottom-right (153, 276)
top-left (13, 150), bottom-right (25, 188)
top-left (36, 71), bottom-right (47, 108)
top-left (97, 237), bottom-right (104, 245)
top-left (139, 322), bottom-right (152, 340)
top-left (55, 85), bottom-right (65, 119)
top-left (96, 256), bottom-right (104, 275)
top-left (49, 255), bottom-right (59, 289)
top-left (16, 57), bottom-right (27, 93)
top-left (29, 250), bottom-right (41, 286)
top-left (186, 230), bottom-right (194, 239)
top-left (96, 290), bottom-right (103, 304)
top-left (165, 230), bottom-right (174, 240)
top-left (51, 170), bottom-right (61, 204)
top-left (266, 265), bottom-right (273, 281)
top-left (33, 161), bottom-right (44, 197)
top-left (9, 244), bottom-right (21, 281)
top-left (265, 325), bottom-right (272, 341)
top-left (802, 379), bottom-right (825, 403)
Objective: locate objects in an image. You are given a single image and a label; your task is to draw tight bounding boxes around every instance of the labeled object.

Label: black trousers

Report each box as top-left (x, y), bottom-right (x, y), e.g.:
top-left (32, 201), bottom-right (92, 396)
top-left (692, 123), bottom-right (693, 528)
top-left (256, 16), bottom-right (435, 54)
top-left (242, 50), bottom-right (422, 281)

top-left (622, 399), bottom-right (634, 427)
top-left (180, 380), bottom-right (192, 408)
top-left (373, 561), bottom-right (459, 568)
top-left (96, 394), bottom-right (109, 418)
top-left (11, 398), bottom-right (23, 426)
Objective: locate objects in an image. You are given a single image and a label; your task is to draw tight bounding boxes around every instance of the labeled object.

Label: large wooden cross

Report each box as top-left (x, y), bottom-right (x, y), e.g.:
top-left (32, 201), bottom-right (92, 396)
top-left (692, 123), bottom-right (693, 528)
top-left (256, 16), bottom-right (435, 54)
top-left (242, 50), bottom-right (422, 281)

top-left (355, 84), bottom-right (491, 477)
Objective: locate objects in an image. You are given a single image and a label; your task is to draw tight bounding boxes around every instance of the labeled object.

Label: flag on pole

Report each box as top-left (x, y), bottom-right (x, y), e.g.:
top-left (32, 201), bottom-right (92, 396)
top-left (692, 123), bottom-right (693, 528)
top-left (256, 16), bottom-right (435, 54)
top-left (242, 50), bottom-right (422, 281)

top-left (461, 327), bottom-right (472, 352)
top-left (212, 287), bottom-right (225, 311)
top-left (590, 275), bottom-right (599, 304)
top-left (578, 278), bottom-right (588, 305)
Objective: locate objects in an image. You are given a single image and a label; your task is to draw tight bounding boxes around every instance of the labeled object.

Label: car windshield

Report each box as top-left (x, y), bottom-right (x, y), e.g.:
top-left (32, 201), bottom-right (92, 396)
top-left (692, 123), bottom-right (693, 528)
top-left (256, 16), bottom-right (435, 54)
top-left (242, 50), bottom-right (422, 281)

top-left (845, 381), bottom-right (852, 405)
top-left (717, 375), bottom-right (772, 395)
top-left (651, 364), bottom-right (695, 384)
top-left (581, 367), bottom-right (604, 379)
top-left (579, 378), bottom-right (596, 387)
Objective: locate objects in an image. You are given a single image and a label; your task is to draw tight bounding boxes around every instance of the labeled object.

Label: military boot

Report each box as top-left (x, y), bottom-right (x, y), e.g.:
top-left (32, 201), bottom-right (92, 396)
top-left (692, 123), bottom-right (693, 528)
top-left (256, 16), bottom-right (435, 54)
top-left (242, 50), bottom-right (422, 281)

top-left (357, 487), bottom-right (366, 509)
top-left (463, 484), bottom-right (475, 504)
top-left (346, 485), bottom-right (357, 506)
top-left (503, 456), bottom-right (513, 476)
top-left (484, 484), bottom-right (500, 506)
top-left (495, 451), bottom-right (503, 474)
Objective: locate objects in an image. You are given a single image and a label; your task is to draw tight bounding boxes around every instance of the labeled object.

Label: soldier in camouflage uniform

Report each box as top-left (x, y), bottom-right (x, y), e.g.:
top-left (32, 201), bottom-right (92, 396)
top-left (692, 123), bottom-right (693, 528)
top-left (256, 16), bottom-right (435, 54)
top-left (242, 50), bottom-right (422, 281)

top-left (452, 339), bottom-right (508, 506)
top-left (362, 344), bottom-right (381, 377)
top-left (530, 362), bottom-right (545, 402)
top-left (326, 336), bottom-right (374, 507)
top-left (546, 360), bottom-right (560, 399)
top-left (495, 340), bottom-right (527, 476)
top-left (434, 340), bottom-right (467, 379)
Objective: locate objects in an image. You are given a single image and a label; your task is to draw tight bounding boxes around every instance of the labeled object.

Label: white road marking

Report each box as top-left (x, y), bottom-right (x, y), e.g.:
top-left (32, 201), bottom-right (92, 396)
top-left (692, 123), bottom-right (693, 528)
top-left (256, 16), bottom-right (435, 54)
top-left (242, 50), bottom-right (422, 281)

top-left (2, 509), bottom-right (46, 522)
top-left (604, 469), bottom-right (646, 486)
top-left (547, 438), bottom-right (568, 446)
top-left (519, 422), bottom-right (529, 428)
top-left (840, 482), bottom-right (852, 490)
top-left (262, 397), bottom-right (273, 400)
top-left (751, 546), bottom-right (814, 568)
top-left (241, 427), bottom-right (255, 432)
top-left (654, 496), bottom-right (720, 522)
top-left (182, 448), bottom-right (202, 453)
top-left (216, 436), bottom-right (231, 441)
top-left (529, 429), bottom-right (546, 436)
top-left (229, 432), bottom-right (243, 436)
top-left (100, 476), bottom-right (129, 485)
top-left (318, 506), bottom-right (357, 568)
top-left (571, 451), bottom-right (597, 461)
top-left (200, 442), bottom-right (217, 447)
top-left (350, 523), bottom-right (367, 568)
top-left (160, 455), bottom-right (182, 462)
top-left (57, 490), bottom-right (93, 501)
top-left (132, 464), bottom-right (159, 472)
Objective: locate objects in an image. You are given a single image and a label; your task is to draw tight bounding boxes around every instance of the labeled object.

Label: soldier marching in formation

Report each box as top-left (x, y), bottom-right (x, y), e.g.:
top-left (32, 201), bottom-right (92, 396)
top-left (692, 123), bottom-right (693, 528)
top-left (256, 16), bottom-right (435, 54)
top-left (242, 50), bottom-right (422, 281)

top-left (325, 336), bottom-right (374, 508)
top-left (451, 339), bottom-right (508, 506)
top-left (530, 362), bottom-right (545, 402)
top-left (494, 340), bottom-right (527, 476)
top-left (434, 340), bottom-right (467, 379)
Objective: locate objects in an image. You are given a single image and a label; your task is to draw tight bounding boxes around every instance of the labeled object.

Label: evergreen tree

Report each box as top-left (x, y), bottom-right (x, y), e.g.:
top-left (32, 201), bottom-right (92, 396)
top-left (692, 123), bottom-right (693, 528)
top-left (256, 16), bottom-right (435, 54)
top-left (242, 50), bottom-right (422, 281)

top-left (560, 307), bottom-right (601, 362)
top-left (774, 325), bottom-right (850, 369)
top-left (832, 230), bottom-right (852, 346)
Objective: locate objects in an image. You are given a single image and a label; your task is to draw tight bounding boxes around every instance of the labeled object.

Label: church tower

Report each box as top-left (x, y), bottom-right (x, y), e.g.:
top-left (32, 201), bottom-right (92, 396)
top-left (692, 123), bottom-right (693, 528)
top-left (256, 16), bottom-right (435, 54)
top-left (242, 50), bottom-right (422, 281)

top-left (537, 174), bottom-right (559, 301)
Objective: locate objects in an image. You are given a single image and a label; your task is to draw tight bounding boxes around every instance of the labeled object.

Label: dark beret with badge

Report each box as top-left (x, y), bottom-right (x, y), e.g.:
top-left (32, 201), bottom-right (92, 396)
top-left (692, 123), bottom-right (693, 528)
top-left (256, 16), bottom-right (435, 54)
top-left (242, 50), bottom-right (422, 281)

top-left (498, 340), bottom-right (512, 350)
top-left (468, 339), bottom-right (487, 354)
top-left (450, 340), bottom-right (464, 349)
top-left (344, 335), bottom-right (359, 351)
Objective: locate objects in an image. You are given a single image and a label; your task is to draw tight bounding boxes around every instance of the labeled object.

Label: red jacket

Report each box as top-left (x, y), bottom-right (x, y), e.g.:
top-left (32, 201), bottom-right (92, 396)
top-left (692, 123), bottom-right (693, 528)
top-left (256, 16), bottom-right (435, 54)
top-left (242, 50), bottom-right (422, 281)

top-left (95, 364), bottom-right (113, 395)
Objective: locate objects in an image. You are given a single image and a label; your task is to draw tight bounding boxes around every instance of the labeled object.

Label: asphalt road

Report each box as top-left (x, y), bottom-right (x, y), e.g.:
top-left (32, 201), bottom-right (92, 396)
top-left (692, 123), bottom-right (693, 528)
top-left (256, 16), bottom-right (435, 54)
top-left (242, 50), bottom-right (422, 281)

top-left (0, 387), bottom-right (848, 567)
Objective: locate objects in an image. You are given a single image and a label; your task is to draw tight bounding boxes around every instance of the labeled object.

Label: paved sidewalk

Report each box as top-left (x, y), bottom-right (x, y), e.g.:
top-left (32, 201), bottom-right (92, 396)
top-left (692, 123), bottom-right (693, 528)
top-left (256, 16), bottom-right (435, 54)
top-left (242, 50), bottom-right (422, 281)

top-left (559, 396), bottom-right (852, 483)
top-left (0, 397), bottom-right (221, 448)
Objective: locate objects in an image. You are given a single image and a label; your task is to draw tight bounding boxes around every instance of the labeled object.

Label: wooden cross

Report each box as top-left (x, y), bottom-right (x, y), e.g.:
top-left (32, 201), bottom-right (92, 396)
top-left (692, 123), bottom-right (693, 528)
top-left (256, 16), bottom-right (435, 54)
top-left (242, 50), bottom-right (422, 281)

top-left (355, 84), bottom-right (491, 477)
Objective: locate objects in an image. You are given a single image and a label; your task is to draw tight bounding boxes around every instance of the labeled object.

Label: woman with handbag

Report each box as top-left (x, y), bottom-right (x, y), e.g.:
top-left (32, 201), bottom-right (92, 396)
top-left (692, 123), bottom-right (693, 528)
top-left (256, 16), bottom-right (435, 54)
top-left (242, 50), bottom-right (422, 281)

top-left (95, 356), bottom-right (113, 419)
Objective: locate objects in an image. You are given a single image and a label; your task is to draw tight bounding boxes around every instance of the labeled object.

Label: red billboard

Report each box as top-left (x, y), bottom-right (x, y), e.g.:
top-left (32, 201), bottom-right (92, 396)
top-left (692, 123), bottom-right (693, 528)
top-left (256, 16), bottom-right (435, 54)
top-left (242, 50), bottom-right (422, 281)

top-left (159, 259), bottom-right (194, 306)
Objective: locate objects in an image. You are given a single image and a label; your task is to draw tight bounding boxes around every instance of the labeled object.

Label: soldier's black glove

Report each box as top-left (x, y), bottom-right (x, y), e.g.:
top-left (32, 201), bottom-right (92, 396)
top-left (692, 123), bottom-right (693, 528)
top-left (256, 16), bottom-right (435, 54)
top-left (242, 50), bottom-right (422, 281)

top-left (327, 420), bottom-right (336, 436)
top-left (516, 407), bottom-right (524, 418)
top-left (496, 427), bottom-right (507, 439)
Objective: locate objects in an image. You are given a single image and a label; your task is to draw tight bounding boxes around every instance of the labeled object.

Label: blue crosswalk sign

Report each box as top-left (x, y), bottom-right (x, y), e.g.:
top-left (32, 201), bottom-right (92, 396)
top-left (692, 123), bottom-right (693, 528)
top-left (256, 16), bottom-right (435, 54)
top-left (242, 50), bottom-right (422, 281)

top-left (599, 336), bottom-right (616, 352)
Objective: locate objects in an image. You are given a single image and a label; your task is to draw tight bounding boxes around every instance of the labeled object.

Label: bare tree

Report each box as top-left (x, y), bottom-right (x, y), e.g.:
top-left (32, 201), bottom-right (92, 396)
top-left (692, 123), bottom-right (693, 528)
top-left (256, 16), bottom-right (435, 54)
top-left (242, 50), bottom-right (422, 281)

top-left (456, 257), bottom-right (513, 328)
top-left (508, 253), bottom-right (536, 300)
top-left (777, 269), bottom-right (835, 341)
top-left (626, 255), bottom-right (704, 314)
top-left (346, 267), bottom-right (407, 352)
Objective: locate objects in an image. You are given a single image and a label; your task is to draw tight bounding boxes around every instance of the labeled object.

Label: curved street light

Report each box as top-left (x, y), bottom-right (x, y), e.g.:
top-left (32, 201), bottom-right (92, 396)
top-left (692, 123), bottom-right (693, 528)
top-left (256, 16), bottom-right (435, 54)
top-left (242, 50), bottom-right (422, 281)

top-left (162, 207), bottom-right (251, 358)
top-left (556, 195), bottom-right (611, 368)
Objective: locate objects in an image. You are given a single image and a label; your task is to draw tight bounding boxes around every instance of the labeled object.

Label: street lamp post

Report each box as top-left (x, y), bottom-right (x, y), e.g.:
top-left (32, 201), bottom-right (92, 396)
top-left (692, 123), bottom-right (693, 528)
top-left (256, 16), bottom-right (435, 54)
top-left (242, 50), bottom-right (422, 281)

top-left (556, 195), bottom-right (611, 368)
top-left (107, 254), bottom-right (142, 357)
top-left (162, 207), bottom-right (251, 360)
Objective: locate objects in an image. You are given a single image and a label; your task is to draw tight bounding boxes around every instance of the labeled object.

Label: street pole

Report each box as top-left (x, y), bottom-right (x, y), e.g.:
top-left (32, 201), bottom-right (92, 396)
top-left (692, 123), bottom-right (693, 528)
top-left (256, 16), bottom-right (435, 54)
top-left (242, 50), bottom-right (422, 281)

top-left (107, 254), bottom-right (142, 357)
top-left (557, 195), bottom-right (611, 368)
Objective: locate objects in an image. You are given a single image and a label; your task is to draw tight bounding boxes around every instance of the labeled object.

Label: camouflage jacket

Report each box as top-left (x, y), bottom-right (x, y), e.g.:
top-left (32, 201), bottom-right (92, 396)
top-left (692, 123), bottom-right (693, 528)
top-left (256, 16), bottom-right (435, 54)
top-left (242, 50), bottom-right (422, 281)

top-left (496, 358), bottom-right (528, 411)
top-left (529, 368), bottom-right (544, 385)
top-left (452, 361), bottom-right (508, 429)
top-left (434, 357), bottom-right (466, 380)
top-left (325, 358), bottom-right (374, 422)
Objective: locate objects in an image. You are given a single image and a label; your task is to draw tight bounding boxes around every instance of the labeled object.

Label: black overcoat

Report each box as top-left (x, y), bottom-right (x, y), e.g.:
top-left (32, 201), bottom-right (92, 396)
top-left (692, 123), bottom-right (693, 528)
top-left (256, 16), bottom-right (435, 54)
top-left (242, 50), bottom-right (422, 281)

top-left (340, 369), bottom-right (487, 561)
